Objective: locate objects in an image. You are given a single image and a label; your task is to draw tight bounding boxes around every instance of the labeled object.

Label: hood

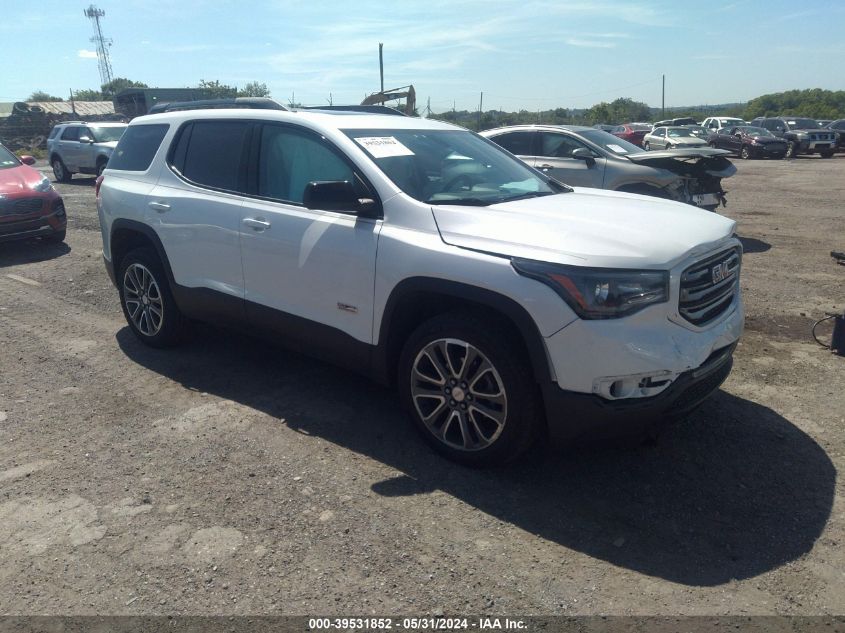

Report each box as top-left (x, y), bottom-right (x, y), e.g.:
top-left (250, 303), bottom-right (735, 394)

top-left (432, 188), bottom-right (737, 269)
top-left (626, 147), bottom-right (736, 178)
top-left (0, 164), bottom-right (44, 193)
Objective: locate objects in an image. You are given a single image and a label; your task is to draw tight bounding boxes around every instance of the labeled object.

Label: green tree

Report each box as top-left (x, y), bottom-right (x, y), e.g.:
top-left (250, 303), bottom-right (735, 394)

top-left (28, 91), bottom-right (63, 102)
top-left (744, 89), bottom-right (845, 120)
top-left (101, 78), bottom-right (148, 99)
top-left (237, 81), bottom-right (271, 98)
top-left (197, 79), bottom-right (237, 99)
top-left (73, 89), bottom-right (105, 101)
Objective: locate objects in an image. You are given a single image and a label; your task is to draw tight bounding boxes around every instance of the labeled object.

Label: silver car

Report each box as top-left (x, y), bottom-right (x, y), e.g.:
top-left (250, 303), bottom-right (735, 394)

top-left (481, 125), bottom-right (735, 210)
top-left (643, 126), bottom-right (709, 151)
top-left (47, 121), bottom-right (128, 181)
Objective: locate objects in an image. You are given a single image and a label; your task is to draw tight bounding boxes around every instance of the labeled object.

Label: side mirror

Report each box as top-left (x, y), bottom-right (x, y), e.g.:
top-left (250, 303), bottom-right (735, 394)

top-left (78, 136), bottom-right (94, 144)
top-left (303, 180), bottom-right (378, 216)
top-left (20, 155), bottom-right (36, 165)
top-left (571, 147), bottom-right (596, 165)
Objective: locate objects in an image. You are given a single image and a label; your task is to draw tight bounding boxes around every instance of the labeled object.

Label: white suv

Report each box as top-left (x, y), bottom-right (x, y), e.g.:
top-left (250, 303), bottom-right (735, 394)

top-left (97, 109), bottom-right (744, 465)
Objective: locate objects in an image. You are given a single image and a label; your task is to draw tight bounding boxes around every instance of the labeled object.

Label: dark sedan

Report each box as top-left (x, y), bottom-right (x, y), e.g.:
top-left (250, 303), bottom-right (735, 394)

top-left (708, 126), bottom-right (788, 159)
top-left (611, 123), bottom-right (651, 147)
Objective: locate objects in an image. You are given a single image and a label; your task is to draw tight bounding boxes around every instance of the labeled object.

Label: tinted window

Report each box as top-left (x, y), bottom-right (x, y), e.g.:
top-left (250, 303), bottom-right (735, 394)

top-left (48, 127), bottom-right (60, 139)
top-left (258, 125), bottom-right (355, 204)
top-left (0, 144), bottom-right (21, 169)
top-left (833, 121), bottom-right (845, 130)
top-left (61, 126), bottom-right (80, 141)
top-left (538, 132), bottom-right (591, 158)
top-left (109, 124), bottom-right (169, 171)
top-left (182, 121), bottom-right (250, 191)
top-left (492, 131), bottom-right (534, 156)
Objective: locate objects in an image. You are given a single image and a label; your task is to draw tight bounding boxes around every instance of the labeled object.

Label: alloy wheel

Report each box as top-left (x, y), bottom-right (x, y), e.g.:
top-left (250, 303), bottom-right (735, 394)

top-left (52, 160), bottom-right (64, 181)
top-left (410, 338), bottom-right (507, 451)
top-left (123, 263), bottom-right (164, 336)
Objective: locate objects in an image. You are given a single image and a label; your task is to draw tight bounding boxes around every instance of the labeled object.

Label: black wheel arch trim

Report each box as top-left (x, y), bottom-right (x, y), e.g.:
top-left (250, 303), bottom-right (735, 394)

top-left (374, 276), bottom-right (553, 386)
top-left (109, 219), bottom-right (177, 288)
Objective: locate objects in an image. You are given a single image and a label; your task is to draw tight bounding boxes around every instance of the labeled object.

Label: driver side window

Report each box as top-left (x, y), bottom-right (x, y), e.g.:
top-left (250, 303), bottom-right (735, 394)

top-left (538, 132), bottom-right (591, 158)
top-left (259, 125), bottom-right (356, 204)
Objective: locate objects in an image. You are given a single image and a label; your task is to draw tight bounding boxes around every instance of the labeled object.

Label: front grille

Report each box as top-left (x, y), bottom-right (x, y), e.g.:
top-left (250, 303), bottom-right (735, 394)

top-left (0, 197), bottom-right (43, 215)
top-left (679, 247), bottom-right (741, 326)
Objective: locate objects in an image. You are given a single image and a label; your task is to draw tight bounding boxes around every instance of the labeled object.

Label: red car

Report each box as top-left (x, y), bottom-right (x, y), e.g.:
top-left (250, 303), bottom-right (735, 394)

top-left (0, 144), bottom-right (66, 244)
top-left (611, 123), bottom-right (651, 147)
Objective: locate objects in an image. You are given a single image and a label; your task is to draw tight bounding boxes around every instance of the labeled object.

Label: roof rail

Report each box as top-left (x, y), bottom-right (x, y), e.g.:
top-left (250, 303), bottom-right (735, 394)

top-left (147, 97), bottom-right (288, 114)
top-left (302, 104), bottom-right (408, 116)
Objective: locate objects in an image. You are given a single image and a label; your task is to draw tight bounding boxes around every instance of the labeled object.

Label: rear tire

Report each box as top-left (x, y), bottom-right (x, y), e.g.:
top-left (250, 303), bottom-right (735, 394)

top-left (398, 311), bottom-right (542, 467)
top-left (52, 157), bottom-right (71, 182)
top-left (96, 159), bottom-right (108, 176)
top-left (117, 247), bottom-right (186, 348)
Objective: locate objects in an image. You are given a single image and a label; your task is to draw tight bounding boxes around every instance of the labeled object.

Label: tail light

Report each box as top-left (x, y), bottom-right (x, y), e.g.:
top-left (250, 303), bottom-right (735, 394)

top-left (95, 175), bottom-right (104, 199)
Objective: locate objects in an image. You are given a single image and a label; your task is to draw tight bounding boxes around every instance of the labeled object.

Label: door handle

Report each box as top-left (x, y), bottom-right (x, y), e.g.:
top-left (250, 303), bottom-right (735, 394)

top-left (537, 164), bottom-right (554, 170)
top-left (148, 201), bottom-right (170, 213)
top-left (243, 217), bottom-right (271, 231)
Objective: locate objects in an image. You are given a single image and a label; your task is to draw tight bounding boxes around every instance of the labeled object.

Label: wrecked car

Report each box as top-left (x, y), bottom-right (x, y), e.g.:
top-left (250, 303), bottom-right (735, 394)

top-left (481, 125), bottom-right (735, 211)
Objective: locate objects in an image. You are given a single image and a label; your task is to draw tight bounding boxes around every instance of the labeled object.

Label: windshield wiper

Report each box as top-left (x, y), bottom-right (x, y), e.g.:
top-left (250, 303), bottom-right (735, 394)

top-left (495, 191), bottom-right (557, 203)
top-left (425, 197), bottom-right (492, 206)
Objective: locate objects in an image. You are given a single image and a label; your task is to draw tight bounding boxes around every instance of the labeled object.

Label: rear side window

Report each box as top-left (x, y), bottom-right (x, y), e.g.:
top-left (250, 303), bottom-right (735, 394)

top-left (61, 126), bottom-right (80, 141)
top-left (109, 124), bottom-right (169, 171)
top-left (179, 121), bottom-right (250, 192)
top-left (491, 131), bottom-right (534, 156)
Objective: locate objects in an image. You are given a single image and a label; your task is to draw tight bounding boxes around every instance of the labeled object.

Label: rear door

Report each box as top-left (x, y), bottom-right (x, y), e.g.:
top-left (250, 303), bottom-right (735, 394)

top-left (58, 125), bottom-right (82, 170)
top-left (532, 131), bottom-right (606, 188)
top-left (148, 119), bottom-right (249, 301)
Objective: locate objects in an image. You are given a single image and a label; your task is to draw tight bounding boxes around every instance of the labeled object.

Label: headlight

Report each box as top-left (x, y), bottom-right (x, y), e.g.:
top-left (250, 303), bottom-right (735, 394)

top-left (32, 176), bottom-right (53, 193)
top-left (512, 259), bottom-right (669, 319)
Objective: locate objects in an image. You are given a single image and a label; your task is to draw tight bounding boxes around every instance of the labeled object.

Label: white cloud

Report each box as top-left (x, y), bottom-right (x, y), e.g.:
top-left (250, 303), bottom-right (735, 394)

top-left (566, 38), bottom-right (617, 48)
top-left (78, 49), bottom-right (98, 59)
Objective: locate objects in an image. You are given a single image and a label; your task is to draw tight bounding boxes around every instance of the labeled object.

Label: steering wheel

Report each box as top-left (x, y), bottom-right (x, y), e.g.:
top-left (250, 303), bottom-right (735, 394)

top-left (442, 173), bottom-right (478, 192)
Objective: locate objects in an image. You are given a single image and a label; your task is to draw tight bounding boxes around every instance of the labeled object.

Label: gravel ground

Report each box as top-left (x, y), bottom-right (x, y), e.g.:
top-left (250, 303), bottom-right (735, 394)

top-left (0, 156), bottom-right (843, 616)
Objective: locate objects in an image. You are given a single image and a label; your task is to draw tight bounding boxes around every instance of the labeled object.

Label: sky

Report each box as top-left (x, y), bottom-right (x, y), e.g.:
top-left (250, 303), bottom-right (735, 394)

top-left (4, 0), bottom-right (844, 112)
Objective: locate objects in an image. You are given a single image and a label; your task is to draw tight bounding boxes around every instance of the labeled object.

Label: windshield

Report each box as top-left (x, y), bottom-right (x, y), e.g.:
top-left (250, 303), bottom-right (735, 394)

top-left (89, 126), bottom-right (126, 143)
top-left (687, 126), bottom-right (709, 137)
top-left (344, 129), bottom-right (560, 205)
top-left (741, 126), bottom-right (775, 138)
top-left (667, 127), bottom-right (695, 138)
top-left (579, 129), bottom-right (644, 154)
top-left (0, 145), bottom-right (20, 169)
top-left (786, 118), bottom-right (820, 129)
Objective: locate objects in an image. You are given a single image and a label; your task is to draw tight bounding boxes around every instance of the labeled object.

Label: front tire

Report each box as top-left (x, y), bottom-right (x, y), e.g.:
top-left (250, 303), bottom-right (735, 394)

top-left (398, 312), bottom-right (541, 466)
top-left (740, 145), bottom-right (751, 160)
top-left (644, 141), bottom-right (651, 151)
top-left (117, 247), bottom-right (185, 347)
top-left (785, 141), bottom-right (799, 158)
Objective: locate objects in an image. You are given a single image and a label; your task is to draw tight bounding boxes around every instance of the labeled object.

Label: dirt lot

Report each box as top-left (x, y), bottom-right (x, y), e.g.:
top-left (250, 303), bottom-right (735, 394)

top-left (0, 156), bottom-right (843, 617)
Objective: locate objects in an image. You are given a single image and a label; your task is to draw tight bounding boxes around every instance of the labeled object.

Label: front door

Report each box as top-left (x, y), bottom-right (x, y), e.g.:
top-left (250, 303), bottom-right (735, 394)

top-left (532, 131), bottom-right (606, 188)
top-left (239, 123), bottom-right (381, 349)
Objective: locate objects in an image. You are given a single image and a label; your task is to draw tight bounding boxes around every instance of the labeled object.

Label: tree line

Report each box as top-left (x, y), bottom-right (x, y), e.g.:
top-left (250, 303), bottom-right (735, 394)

top-left (27, 79), bottom-right (271, 103)
top-left (24, 85), bottom-right (845, 127)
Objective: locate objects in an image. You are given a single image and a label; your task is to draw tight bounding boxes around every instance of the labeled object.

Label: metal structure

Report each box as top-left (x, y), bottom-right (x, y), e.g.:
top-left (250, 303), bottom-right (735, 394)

top-left (361, 85), bottom-right (416, 116)
top-left (84, 4), bottom-right (113, 86)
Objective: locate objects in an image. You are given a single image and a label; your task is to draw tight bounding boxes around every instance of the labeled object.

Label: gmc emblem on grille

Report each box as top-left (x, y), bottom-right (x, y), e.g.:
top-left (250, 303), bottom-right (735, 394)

top-left (712, 260), bottom-right (733, 283)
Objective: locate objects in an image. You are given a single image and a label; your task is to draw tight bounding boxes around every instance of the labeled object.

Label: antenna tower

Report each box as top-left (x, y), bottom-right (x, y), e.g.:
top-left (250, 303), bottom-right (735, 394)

top-left (84, 4), bottom-right (114, 86)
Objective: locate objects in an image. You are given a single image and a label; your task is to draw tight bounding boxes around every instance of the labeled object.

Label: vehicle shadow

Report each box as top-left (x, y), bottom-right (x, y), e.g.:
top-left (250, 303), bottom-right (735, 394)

top-left (0, 239), bottom-right (70, 267)
top-left (60, 177), bottom-right (98, 187)
top-left (738, 236), bottom-right (771, 254)
top-left (116, 325), bottom-right (835, 587)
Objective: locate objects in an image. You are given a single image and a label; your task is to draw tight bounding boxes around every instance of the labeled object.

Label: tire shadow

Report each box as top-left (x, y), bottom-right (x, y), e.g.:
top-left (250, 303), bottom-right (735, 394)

top-left (116, 325), bottom-right (835, 587)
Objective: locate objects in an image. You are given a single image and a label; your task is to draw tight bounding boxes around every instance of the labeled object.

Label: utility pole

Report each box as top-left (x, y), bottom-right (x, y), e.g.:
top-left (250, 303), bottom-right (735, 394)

top-left (69, 89), bottom-right (77, 116)
top-left (661, 74), bottom-right (665, 118)
top-left (84, 5), bottom-right (113, 87)
top-left (379, 43), bottom-right (384, 93)
top-left (477, 92), bottom-right (483, 130)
